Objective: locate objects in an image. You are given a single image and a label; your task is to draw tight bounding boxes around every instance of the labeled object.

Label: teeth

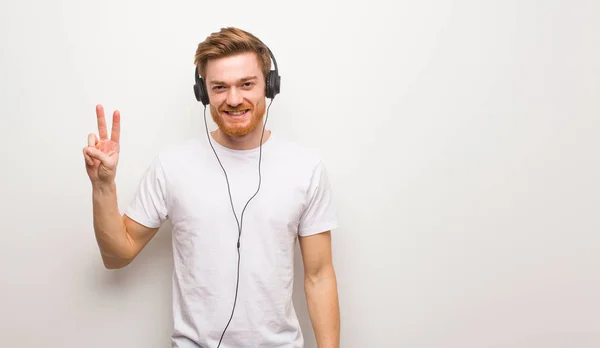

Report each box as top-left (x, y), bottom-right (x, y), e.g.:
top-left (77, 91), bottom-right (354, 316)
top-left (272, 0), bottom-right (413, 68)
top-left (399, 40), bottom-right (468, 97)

top-left (226, 110), bottom-right (247, 116)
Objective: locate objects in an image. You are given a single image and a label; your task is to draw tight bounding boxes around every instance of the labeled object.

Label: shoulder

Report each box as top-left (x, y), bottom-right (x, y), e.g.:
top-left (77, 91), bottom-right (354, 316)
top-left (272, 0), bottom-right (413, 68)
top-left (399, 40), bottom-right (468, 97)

top-left (267, 135), bottom-right (333, 191)
top-left (269, 135), bottom-right (324, 170)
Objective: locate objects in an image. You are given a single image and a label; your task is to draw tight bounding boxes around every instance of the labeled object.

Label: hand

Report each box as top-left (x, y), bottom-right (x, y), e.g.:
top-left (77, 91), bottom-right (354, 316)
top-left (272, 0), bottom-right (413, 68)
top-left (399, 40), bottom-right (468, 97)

top-left (83, 104), bottom-right (121, 185)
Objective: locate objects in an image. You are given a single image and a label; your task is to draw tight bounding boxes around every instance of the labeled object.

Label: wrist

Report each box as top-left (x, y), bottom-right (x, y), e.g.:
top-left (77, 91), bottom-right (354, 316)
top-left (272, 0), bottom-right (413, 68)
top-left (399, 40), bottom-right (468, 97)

top-left (92, 181), bottom-right (116, 194)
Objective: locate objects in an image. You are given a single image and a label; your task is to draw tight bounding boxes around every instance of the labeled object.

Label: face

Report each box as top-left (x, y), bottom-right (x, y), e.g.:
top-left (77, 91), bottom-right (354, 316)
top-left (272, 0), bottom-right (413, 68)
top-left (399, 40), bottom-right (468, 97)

top-left (205, 52), bottom-right (266, 137)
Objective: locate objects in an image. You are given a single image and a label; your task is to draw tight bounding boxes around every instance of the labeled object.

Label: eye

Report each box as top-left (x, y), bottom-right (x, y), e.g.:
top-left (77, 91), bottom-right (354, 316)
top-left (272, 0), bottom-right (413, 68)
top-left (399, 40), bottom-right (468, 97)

top-left (212, 86), bottom-right (224, 91)
top-left (242, 82), bottom-right (255, 88)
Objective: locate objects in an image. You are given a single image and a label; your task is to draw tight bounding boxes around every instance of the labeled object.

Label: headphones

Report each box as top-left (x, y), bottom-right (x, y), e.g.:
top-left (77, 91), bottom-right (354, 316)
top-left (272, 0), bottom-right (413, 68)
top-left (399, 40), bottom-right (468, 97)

top-left (194, 43), bottom-right (280, 347)
top-left (194, 46), bottom-right (281, 105)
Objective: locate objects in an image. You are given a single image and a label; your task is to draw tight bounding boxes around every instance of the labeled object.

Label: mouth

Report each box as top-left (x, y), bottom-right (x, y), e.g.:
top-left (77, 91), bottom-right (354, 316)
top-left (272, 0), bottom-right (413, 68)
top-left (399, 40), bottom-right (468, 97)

top-left (222, 109), bottom-right (250, 118)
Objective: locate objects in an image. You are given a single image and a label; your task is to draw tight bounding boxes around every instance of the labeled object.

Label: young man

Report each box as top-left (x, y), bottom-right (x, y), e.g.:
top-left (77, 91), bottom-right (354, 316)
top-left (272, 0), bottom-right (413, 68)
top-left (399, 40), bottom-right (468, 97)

top-left (83, 27), bottom-right (340, 348)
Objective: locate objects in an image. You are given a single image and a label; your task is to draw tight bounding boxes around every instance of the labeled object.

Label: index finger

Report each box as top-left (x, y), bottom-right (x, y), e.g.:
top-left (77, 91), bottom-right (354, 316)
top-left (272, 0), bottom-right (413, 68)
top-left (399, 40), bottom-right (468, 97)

top-left (111, 110), bottom-right (121, 143)
top-left (96, 104), bottom-right (108, 140)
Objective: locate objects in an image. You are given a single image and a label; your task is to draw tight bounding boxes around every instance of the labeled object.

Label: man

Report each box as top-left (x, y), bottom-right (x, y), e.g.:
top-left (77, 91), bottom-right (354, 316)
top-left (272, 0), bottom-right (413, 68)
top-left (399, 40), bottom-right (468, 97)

top-left (83, 27), bottom-right (340, 348)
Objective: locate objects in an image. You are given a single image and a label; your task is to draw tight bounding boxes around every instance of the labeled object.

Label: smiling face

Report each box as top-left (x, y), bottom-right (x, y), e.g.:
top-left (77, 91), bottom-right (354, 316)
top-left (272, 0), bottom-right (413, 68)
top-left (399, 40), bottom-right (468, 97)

top-left (205, 52), bottom-right (267, 138)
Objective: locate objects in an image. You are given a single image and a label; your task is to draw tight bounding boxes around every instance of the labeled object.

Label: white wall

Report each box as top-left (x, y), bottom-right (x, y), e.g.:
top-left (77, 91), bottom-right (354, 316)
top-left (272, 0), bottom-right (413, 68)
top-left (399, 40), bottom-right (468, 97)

top-left (1, 0), bottom-right (599, 347)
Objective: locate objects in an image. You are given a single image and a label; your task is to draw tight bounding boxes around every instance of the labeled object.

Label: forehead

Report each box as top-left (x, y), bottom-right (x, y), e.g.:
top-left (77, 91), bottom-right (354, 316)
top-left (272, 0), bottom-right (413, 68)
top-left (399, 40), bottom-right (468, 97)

top-left (205, 52), bottom-right (263, 83)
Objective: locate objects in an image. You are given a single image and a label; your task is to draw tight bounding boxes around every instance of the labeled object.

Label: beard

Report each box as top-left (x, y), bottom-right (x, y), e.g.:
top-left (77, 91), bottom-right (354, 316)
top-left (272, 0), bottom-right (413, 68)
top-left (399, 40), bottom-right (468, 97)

top-left (210, 100), bottom-right (266, 137)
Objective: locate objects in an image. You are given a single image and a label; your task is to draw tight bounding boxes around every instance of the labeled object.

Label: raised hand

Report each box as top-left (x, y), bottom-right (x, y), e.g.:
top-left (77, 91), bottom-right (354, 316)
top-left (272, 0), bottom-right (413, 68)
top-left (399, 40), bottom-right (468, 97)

top-left (83, 104), bottom-right (121, 185)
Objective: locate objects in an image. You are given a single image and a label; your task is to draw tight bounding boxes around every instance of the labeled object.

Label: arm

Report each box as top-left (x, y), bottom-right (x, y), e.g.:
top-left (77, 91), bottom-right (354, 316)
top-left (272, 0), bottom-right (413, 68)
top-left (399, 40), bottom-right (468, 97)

top-left (84, 105), bottom-right (162, 269)
top-left (92, 182), bottom-right (159, 269)
top-left (299, 231), bottom-right (340, 348)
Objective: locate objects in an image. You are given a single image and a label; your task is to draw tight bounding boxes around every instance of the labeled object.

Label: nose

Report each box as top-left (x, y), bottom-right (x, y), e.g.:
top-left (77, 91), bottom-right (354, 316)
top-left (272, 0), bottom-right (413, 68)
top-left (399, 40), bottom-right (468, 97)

top-left (226, 87), bottom-right (243, 107)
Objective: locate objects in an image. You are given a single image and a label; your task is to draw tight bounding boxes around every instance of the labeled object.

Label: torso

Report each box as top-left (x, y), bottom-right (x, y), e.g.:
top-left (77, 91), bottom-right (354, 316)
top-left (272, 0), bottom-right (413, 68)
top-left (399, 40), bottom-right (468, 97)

top-left (158, 134), bottom-right (318, 347)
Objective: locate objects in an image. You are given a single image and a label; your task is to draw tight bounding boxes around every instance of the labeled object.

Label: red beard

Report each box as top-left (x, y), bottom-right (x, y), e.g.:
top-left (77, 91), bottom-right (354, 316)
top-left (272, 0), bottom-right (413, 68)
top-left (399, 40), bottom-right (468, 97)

top-left (210, 100), bottom-right (266, 137)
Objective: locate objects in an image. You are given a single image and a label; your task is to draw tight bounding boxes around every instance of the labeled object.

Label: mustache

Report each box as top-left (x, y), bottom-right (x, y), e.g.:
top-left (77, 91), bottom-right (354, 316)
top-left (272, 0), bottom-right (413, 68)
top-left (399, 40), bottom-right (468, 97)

top-left (219, 104), bottom-right (253, 112)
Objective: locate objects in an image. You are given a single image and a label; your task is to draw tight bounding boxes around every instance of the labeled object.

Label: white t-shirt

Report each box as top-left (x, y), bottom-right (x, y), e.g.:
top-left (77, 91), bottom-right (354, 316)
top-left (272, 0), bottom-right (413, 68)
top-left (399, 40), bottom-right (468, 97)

top-left (124, 133), bottom-right (338, 348)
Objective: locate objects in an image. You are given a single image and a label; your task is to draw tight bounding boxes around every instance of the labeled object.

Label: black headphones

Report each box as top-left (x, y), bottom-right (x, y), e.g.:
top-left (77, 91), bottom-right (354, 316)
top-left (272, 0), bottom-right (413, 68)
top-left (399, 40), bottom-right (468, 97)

top-left (195, 43), bottom-right (281, 348)
top-left (194, 46), bottom-right (281, 105)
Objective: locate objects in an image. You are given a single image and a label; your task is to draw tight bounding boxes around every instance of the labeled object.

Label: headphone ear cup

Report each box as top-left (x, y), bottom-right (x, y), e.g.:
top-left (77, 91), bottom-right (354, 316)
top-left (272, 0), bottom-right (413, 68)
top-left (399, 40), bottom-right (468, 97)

top-left (200, 79), bottom-right (209, 106)
top-left (266, 70), bottom-right (281, 99)
top-left (265, 71), bottom-right (273, 99)
top-left (194, 67), bottom-right (210, 106)
top-left (194, 77), bottom-right (209, 106)
top-left (194, 83), bottom-right (202, 103)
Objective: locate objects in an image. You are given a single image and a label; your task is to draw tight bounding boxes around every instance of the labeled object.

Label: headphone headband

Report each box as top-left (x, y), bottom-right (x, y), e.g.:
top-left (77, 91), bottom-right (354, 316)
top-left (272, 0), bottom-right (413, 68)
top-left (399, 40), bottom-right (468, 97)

top-left (266, 46), bottom-right (278, 75)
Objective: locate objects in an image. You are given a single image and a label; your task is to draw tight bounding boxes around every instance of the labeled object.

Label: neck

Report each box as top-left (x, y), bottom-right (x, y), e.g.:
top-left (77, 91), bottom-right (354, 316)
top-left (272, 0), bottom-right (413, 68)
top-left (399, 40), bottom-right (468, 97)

top-left (211, 128), bottom-right (271, 150)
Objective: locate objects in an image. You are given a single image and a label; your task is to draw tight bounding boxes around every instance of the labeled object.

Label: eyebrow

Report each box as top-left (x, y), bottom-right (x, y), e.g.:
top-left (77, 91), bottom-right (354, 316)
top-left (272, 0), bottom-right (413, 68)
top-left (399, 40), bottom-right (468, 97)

top-left (209, 76), bottom-right (258, 86)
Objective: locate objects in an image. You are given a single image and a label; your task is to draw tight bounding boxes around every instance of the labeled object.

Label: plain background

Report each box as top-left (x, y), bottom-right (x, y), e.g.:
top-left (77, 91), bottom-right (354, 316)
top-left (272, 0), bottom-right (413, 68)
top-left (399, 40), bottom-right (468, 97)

top-left (1, 0), bottom-right (599, 347)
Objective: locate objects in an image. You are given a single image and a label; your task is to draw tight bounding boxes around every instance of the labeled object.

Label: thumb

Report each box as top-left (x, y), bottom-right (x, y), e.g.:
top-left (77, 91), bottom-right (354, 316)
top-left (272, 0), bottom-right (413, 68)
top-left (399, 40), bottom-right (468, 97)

top-left (85, 147), bottom-right (112, 165)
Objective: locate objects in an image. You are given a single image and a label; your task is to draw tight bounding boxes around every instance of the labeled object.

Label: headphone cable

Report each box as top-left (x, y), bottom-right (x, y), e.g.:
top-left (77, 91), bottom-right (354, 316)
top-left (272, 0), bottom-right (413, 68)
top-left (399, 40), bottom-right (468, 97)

top-left (203, 99), bottom-right (274, 348)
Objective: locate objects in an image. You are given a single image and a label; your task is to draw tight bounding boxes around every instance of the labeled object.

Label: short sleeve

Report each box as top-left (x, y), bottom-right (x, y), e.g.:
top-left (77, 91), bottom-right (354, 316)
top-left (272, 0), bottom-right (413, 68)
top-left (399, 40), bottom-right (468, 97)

top-left (298, 161), bottom-right (338, 237)
top-left (124, 156), bottom-right (169, 228)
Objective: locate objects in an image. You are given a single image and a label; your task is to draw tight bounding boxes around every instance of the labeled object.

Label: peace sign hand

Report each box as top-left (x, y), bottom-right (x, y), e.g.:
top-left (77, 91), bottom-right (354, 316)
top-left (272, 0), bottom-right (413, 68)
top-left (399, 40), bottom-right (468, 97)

top-left (83, 105), bottom-right (121, 186)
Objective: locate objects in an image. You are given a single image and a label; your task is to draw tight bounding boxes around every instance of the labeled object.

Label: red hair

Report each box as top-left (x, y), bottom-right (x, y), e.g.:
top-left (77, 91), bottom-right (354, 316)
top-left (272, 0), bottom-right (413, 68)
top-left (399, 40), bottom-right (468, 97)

top-left (194, 27), bottom-right (272, 79)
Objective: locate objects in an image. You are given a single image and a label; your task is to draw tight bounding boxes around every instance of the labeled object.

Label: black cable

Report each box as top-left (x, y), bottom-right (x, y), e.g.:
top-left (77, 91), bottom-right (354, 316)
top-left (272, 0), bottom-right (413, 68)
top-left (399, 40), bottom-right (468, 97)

top-left (203, 99), bottom-right (274, 348)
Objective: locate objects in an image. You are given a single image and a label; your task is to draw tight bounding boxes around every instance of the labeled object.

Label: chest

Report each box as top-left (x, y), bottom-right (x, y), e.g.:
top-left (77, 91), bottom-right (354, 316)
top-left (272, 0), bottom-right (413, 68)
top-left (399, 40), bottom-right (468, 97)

top-left (166, 159), bottom-right (308, 247)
